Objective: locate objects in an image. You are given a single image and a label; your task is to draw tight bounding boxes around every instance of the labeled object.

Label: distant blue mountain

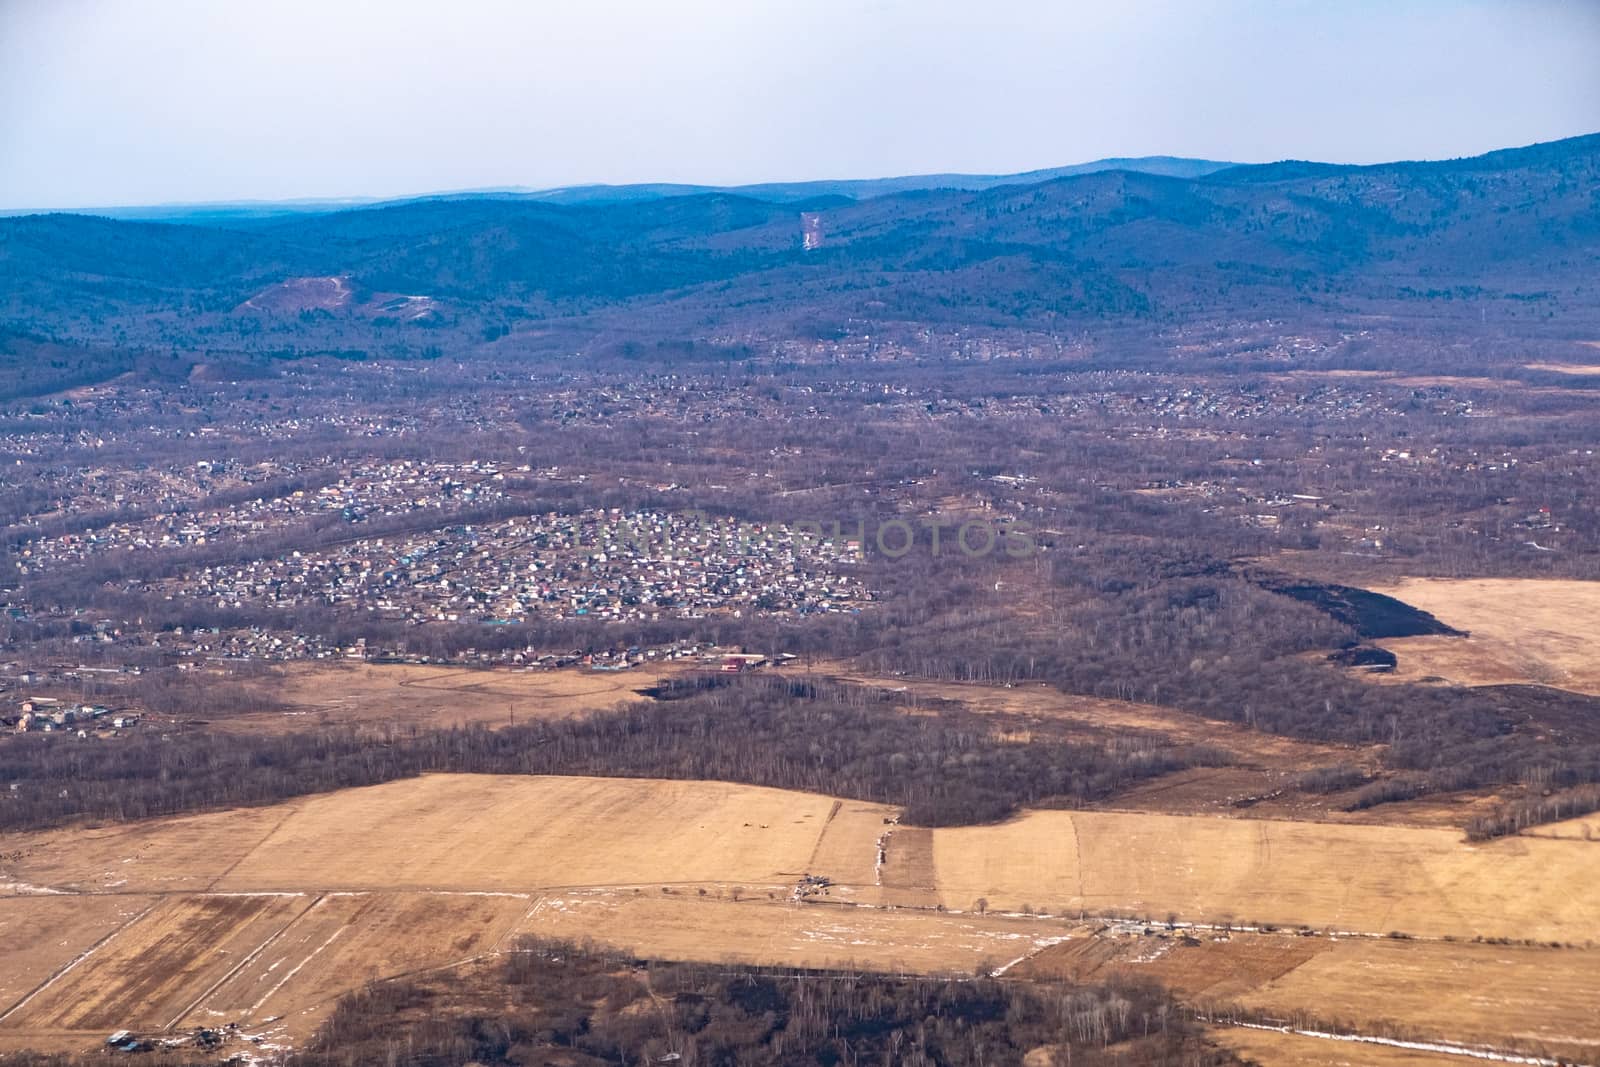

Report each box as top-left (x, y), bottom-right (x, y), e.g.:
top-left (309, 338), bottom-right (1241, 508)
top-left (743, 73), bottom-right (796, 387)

top-left (0, 156), bottom-right (1237, 224)
top-left (3, 133), bottom-right (1594, 351)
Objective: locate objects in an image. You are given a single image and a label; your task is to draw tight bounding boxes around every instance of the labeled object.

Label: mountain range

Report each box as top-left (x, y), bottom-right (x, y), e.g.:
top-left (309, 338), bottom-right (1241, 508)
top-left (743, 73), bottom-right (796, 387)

top-left (0, 156), bottom-right (1238, 223)
top-left (2, 134), bottom-right (1596, 366)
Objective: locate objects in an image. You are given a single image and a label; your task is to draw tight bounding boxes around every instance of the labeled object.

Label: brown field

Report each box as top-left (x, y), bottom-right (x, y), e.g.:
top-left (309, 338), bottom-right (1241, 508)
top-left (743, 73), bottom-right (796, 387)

top-left (1025, 931), bottom-right (1600, 1062)
top-left (0, 895), bottom-right (157, 1018)
top-left (0, 776), bottom-right (893, 896)
top-left (4, 774), bottom-right (1599, 1055)
top-left (7, 775), bottom-right (1598, 937)
top-left (1210, 1028), bottom-right (1480, 1066)
top-left (190, 891), bottom-right (532, 1036)
top-left (1233, 938), bottom-right (1600, 1061)
top-left (2, 894), bottom-right (311, 1034)
top-left (518, 893), bottom-right (1079, 976)
top-left (0, 891), bottom-right (539, 1050)
top-left (218, 660), bottom-right (690, 734)
top-left (210, 775), bottom-right (894, 893)
top-left (1013, 928), bottom-right (1331, 1000)
top-left (1525, 361), bottom-right (1600, 375)
top-left (1387, 374), bottom-right (1507, 389)
top-left (1524, 811), bottom-right (1600, 840)
top-left (926, 808), bottom-right (1600, 941)
top-left (0, 895), bottom-right (315, 1043)
top-left (0, 805), bottom-right (292, 894)
top-left (1369, 578), bottom-right (1600, 695)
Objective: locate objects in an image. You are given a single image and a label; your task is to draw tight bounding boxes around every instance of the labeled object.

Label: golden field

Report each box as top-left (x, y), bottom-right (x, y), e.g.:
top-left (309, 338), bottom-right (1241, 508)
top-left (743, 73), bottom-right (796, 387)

top-left (3, 774), bottom-right (1598, 1059)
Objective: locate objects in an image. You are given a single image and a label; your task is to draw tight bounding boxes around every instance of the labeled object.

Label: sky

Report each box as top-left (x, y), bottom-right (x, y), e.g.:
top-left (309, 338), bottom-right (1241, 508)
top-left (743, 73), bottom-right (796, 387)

top-left (1, 0), bottom-right (1597, 209)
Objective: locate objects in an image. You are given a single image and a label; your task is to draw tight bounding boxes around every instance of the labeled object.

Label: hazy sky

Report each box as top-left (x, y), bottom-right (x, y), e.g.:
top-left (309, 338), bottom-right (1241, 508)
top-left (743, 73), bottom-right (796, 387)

top-left (2, 0), bottom-right (1597, 208)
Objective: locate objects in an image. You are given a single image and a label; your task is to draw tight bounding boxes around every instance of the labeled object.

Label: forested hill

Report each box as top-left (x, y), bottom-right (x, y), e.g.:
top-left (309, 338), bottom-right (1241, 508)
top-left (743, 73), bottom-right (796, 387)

top-left (2, 133), bottom-right (1597, 356)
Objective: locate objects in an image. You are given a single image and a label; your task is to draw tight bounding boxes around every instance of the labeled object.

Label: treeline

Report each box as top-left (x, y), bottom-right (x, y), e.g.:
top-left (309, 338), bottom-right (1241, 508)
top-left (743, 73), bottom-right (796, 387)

top-left (1466, 785), bottom-right (1600, 841)
top-left (0, 673), bottom-right (1226, 831)
top-left (289, 937), bottom-right (1234, 1067)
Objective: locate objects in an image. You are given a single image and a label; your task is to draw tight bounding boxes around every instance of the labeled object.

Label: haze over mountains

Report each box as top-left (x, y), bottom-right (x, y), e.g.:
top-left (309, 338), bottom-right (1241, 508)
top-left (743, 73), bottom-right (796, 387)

top-left (2, 133), bottom-right (1597, 380)
top-left (5, 155), bottom-right (1239, 223)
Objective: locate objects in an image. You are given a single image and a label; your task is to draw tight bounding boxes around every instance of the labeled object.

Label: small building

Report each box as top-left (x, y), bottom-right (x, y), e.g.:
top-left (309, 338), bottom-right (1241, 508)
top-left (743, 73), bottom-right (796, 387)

top-left (720, 653), bottom-right (766, 673)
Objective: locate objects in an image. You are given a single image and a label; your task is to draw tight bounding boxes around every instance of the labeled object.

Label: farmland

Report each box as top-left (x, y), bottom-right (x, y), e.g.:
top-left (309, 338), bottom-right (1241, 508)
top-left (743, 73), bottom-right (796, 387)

top-left (1018, 932), bottom-right (1600, 1063)
top-left (10, 775), bottom-right (1591, 941)
top-left (3, 774), bottom-right (1599, 1059)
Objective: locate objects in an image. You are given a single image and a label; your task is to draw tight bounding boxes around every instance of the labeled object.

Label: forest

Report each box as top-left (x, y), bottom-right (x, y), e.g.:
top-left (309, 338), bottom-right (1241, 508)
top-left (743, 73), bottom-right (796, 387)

top-left (0, 674), bottom-right (1226, 830)
top-left (290, 937), bottom-right (1229, 1067)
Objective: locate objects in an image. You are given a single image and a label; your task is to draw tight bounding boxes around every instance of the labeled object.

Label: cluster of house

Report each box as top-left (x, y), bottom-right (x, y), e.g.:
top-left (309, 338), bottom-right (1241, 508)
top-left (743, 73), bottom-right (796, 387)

top-left (7, 697), bottom-right (139, 735)
top-left (15, 460), bottom-right (511, 572)
top-left (10, 455), bottom-right (308, 536)
top-left (121, 507), bottom-right (870, 625)
top-left (127, 626), bottom-right (797, 674)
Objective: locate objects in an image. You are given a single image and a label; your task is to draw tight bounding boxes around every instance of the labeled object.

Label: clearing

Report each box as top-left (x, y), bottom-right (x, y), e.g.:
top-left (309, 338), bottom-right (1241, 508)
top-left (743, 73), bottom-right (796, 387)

top-left (1367, 578), bottom-right (1600, 695)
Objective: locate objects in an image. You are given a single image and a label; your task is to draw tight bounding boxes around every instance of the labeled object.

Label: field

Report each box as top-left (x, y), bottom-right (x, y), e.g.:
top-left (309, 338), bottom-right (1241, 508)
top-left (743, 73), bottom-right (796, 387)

top-left (1525, 811), bottom-right (1600, 840)
top-left (1525, 361), bottom-right (1600, 375)
top-left (924, 808), bottom-right (1600, 941)
top-left (1210, 1029), bottom-right (1488, 1067)
top-left (4, 894), bottom-right (313, 1034)
top-left (1369, 578), bottom-right (1600, 695)
top-left (517, 893), bottom-right (1079, 976)
top-left (0, 776), bottom-right (893, 895)
top-left (1018, 932), bottom-right (1600, 1063)
top-left (10, 775), bottom-right (1592, 940)
top-left (217, 661), bottom-right (688, 734)
top-left (1232, 938), bottom-right (1600, 1061)
top-left (4, 773), bottom-right (1600, 1058)
top-left (0, 895), bottom-right (158, 1021)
